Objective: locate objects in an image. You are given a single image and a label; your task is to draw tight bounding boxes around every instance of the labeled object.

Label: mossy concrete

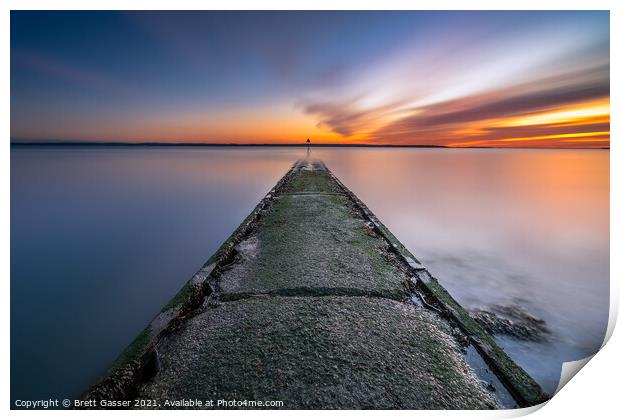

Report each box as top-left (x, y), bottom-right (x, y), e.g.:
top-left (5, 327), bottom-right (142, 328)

top-left (85, 159), bottom-right (547, 409)
top-left (217, 192), bottom-right (408, 300)
top-left (140, 296), bottom-right (496, 409)
top-left (135, 159), bottom-right (504, 409)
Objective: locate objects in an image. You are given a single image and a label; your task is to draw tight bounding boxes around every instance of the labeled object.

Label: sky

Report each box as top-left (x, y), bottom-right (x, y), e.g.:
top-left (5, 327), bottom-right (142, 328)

top-left (10, 11), bottom-right (610, 147)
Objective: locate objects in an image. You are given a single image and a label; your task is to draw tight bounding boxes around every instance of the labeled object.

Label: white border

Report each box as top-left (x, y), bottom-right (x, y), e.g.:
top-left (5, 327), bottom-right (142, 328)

top-left (2, 1), bottom-right (617, 419)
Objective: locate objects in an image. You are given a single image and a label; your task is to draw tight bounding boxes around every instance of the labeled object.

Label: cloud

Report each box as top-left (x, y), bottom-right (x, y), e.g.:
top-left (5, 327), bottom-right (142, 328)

top-left (395, 82), bottom-right (609, 130)
top-left (12, 50), bottom-right (132, 94)
top-left (299, 99), bottom-right (406, 138)
top-left (297, 57), bottom-right (609, 147)
top-left (366, 73), bottom-right (609, 146)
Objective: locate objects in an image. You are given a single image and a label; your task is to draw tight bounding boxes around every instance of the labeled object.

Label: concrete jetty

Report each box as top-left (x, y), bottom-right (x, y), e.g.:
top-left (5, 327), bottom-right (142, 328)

top-left (83, 159), bottom-right (547, 409)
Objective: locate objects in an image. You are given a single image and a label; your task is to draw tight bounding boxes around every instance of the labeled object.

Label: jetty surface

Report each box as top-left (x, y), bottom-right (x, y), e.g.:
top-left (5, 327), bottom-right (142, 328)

top-left (83, 159), bottom-right (547, 409)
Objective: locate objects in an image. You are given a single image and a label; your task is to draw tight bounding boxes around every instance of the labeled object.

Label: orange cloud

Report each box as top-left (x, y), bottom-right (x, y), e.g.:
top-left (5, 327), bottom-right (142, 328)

top-left (362, 75), bottom-right (610, 148)
top-left (443, 97), bottom-right (609, 147)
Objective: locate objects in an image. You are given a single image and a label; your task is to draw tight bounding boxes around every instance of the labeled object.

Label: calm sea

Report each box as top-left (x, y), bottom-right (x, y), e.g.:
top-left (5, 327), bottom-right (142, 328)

top-left (11, 146), bottom-right (609, 401)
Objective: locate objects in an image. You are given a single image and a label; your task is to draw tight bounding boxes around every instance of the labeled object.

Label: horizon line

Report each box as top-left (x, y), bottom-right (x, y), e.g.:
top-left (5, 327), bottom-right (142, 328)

top-left (9, 140), bottom-right (610, 150)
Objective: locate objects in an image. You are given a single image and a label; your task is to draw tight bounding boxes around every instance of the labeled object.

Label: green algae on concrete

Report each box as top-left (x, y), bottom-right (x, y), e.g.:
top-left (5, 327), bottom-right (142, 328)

top-left (417, 276), bottom-right (548, 407)
top-left (140, 296), bottom-right (497, 409)
top-left (114, 326), bottom-right (152, 369)
top-left (283, 163), bottom-right (341, 193)
top-left (217, 192), bottom-right (408, 300)
top-left (85, 159), bottom-right (547, 409)
top-left (134, 159), bottom-right (500, 409)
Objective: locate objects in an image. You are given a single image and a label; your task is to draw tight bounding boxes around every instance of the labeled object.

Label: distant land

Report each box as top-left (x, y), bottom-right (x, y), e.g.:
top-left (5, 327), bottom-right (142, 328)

top-left (10, 140), bottom-right (445, 148)
top-left (9, 141), bottom-right (609, 149)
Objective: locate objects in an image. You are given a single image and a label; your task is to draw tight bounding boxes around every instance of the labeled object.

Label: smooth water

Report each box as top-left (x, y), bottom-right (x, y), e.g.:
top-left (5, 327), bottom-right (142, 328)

top-left (312, 147), bottom-right (609, 394)
top-left (11, 146), bottom-right (609, 401)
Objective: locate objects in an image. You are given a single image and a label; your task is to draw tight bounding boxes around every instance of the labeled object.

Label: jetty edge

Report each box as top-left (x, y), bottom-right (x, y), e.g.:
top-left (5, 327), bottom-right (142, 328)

top-left (81, 159), bottom-right (548, 409)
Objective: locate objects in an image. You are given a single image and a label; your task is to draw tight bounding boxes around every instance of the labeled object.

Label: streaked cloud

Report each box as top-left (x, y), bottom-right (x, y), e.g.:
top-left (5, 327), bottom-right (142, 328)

top-left (10, 11), bottom-right (609, 147)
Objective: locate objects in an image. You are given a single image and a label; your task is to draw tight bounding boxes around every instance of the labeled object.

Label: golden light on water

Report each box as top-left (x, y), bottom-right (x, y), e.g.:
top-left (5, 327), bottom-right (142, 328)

top-left (447, 132), bottom-right (609, 148)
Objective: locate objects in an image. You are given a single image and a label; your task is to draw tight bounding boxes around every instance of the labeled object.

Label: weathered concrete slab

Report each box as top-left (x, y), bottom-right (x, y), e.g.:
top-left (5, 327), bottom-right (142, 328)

top-left (218, 192), bottom-right (408, 300)
top-left (134, 159), bottom-right (498, 409)
top-left (83, 159), bottom-right (547, 409)
top-left (283, 160), bottom-right (341, 193)
top-left (140, 296), bottom-right (497, 409)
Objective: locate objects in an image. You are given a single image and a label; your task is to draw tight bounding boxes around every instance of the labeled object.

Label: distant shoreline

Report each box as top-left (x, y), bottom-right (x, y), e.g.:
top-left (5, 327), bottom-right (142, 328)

top-left (10, 141), bottom-right (445, 148)
top-left (8, 142), bottom-right (609, 150)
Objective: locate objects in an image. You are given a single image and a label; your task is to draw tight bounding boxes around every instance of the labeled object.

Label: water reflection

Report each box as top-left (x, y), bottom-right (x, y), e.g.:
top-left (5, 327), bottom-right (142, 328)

top-left (11, 146), bottom-right (609, 400)
top-left (313, 148), bottom-right (609, 393)
top-left (10, 146), bottom-right (300, 402)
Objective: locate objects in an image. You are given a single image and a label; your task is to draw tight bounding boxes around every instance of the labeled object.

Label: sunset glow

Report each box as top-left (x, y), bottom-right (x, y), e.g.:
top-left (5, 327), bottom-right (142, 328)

top-left (11, 11), bottom-right (609, 147)
top-left (495, 100), bottom-right (609, 128)
top-left (445, 98), bottom-right (610, 147)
